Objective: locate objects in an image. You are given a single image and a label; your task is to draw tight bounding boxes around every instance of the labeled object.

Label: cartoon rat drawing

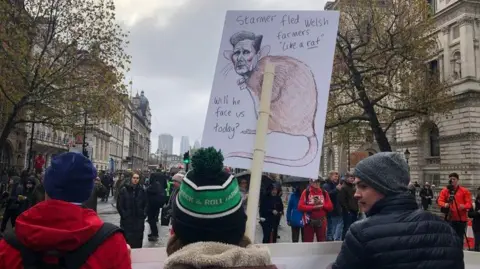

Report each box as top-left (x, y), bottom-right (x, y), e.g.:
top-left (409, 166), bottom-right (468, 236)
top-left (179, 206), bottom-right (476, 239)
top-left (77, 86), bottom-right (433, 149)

top-left (222, 31), bottom-right (319, 167)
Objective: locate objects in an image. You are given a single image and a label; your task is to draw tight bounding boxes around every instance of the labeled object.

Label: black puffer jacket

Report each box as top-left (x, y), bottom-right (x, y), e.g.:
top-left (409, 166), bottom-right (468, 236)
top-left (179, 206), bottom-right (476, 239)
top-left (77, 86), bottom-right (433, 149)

top-left (117, 183), bottom-right (147, 248)
top-left (147, 172), bottom-right (168, 208)
top-left (332, 193), bottom-right (464, 269)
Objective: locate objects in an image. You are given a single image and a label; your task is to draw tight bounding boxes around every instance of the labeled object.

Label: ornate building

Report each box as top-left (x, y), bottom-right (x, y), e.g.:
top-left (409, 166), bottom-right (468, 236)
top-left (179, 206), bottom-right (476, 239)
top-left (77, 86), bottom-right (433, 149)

top-left (24, 123), bottom-right (72, 170)
top-left (130, 91), bottom-right (152, 171)
top-left (322, 0), bottom-right (480, 189)
top-left (121, 100), bottom-right (133, 170)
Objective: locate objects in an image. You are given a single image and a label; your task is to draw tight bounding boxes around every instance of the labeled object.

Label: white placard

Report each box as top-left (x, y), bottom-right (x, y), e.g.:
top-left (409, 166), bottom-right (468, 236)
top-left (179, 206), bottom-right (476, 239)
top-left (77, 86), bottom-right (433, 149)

top-left (202, 11), bottom-right (339, 178)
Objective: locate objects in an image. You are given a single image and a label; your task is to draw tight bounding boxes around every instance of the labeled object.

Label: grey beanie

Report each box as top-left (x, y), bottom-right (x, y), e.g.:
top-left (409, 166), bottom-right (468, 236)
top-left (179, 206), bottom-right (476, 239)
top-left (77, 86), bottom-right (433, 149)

top-left (353, 152), bottom-right (410, 195)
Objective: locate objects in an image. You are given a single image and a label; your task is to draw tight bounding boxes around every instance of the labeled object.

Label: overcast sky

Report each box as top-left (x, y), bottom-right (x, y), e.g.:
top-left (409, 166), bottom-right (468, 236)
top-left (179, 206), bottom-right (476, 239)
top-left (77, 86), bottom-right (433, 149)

top-left (114, 0), bottom-right (328, 154)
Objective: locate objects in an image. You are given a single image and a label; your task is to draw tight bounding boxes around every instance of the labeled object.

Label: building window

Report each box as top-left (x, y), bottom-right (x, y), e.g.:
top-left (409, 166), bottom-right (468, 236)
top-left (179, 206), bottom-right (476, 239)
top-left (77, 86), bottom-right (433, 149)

top-left (426, 0), bottom-right (436, 14)
top-left (429, 124), bottom-right (440, 157)
top-left (428, 59), bottom-right (439, 82)
top-left (327, 149), bottom-right (334, 172)
top-left (451, 25), bottom-right (460, 40)
top-left (451, 51), bottom-right (461, 79)
top-left (423, 173), bottom-right (440, 187)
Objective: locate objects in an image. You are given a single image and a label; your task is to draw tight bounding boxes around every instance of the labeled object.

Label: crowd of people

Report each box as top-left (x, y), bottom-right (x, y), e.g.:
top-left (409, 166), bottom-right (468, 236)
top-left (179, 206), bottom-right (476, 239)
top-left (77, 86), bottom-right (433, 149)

top-left (0, 148), bottom-right (476, 268)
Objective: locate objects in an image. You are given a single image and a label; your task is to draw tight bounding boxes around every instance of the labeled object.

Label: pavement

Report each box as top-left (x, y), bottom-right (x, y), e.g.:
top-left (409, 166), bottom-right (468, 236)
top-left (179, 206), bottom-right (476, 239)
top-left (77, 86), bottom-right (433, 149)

top-left (97, 198), bottom-right (292, 248)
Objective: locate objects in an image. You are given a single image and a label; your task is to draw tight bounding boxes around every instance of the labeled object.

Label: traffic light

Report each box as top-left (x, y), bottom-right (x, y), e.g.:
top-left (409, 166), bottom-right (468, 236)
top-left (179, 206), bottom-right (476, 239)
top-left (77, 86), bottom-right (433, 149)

top-left (183, 151), bottom-right (190, 164)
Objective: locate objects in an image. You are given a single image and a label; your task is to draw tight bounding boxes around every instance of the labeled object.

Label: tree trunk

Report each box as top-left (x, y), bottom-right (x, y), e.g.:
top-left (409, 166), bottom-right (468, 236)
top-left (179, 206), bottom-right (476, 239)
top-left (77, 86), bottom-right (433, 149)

top-left (351, 69), bottom-right (392, 152)
top-left (0, 105), bottom-right (19, 157)
top-left (364, 105), bottom-right (392, 152)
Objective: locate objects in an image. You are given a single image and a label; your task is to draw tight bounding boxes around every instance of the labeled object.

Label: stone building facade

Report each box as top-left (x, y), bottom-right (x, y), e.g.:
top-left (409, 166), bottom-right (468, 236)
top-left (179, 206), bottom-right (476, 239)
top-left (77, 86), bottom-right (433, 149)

top-left (129, 91), bottom-right (152, 171)
top-left (109, 121), bottom-right (124, 171)
top-left (321, 0), bottom-right (480, 189)
top-left (24, 123), bottom-right (72, 170)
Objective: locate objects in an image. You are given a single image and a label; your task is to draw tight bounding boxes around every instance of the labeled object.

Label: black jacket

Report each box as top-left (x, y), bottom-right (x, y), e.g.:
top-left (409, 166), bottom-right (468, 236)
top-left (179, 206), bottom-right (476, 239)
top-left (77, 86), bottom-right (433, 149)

top-left (323, 180), bottom-right (342, 216)
top-left (419, 187), bottom-right (434, 205)
top-left (338, 182), bottom-right (358, 213)
top-left (146, 173), bottom-right (167, 208)
top-left (117, 183), bottom-right (147, 220)
top-left (332, 193), bottom-right (464, 269)
top-left (259, 194), bottom-right (284, 223)
top-left (468, 195), bottom-right (480, 233)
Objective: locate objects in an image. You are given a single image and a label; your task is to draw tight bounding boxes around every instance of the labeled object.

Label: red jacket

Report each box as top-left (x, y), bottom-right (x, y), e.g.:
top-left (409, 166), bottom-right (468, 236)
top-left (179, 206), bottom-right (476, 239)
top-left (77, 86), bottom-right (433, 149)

top-left (298, 186), bottom-right (333, 220)
top-left (0, 199), bottom-right (131, 269)
top-left (437, 186), bottom-right (472, 222)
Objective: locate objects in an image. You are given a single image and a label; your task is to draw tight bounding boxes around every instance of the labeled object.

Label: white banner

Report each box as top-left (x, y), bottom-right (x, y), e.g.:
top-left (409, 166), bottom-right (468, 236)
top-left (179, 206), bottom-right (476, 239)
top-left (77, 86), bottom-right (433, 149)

top-left (202, 11), bottom-right (339, 178)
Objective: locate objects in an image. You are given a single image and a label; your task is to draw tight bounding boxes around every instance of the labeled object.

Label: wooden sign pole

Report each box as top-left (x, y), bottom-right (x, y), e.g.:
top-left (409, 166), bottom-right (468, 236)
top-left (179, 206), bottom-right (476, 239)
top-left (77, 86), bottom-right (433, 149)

top-left (245, 61), bottom-right (275, 241)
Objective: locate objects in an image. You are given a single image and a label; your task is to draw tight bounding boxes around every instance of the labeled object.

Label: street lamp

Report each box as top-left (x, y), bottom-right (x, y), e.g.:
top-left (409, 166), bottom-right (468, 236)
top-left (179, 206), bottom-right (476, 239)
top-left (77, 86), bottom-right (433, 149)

top-left (404, 149), bottom-right (410, 164)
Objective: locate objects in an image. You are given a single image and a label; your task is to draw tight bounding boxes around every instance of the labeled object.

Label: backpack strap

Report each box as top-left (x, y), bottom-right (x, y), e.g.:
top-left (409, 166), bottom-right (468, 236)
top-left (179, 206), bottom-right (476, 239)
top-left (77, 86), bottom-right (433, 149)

top-left (63, 222), bottom-right (123, 269)
top-left (305, 188), bottom-right (310, 204)
top-left (3, 232), bottom-right (41, 268)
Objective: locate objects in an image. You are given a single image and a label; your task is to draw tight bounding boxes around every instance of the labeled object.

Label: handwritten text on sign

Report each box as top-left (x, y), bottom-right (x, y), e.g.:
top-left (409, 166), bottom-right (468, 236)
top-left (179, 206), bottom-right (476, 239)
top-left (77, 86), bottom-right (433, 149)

top-left (212, 95), bottom-right (245, 139)
top-left (236, 14), bottom-right (330, 51)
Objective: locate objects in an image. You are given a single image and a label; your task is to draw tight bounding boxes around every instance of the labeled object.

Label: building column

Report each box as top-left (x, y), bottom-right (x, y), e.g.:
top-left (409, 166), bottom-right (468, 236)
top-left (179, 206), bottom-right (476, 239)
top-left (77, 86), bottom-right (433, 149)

top-left (441, 26), bottom-right (450, 80)
top-left (100, 139), bottom-right (104, 163)
top-left (459, 16), bottom-right (475, 78)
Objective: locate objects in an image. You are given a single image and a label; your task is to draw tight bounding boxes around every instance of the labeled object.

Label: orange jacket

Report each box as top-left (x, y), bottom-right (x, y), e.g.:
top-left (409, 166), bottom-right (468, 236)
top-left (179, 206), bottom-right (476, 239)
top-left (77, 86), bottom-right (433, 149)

top-left (437, 186), bottom-right (472, 222)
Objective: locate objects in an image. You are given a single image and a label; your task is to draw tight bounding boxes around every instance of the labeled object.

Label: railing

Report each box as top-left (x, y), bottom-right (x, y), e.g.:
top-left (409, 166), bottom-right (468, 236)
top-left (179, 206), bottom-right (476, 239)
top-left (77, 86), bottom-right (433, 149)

top-left (33, 132), bottom-right (69, 147)
top-left (425, 156), bottom-right (441, 165)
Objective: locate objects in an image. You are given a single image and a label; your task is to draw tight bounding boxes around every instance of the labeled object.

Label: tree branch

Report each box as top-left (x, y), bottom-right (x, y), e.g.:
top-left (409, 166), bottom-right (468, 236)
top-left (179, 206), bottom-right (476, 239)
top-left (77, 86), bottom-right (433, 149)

top-left (371, 92), bottom-right (389, 105)
top-left (325, 114), bottom-right (370, 129)
top-left (0, 83), bottom-right (17, 106)
top-left (384, 112), bottom-right (415, 133)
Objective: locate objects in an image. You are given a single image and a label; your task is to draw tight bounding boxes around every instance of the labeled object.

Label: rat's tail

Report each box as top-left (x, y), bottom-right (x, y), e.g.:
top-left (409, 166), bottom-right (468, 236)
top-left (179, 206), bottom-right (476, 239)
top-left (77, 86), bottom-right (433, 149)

top-left (226, 135), bottom-right (318, 167)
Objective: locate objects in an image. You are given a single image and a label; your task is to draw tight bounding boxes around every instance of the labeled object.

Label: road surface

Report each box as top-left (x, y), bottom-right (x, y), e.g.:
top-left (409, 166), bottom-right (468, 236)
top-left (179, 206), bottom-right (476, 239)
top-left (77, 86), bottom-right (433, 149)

top-left (97, 199), bottom-right (292, 248)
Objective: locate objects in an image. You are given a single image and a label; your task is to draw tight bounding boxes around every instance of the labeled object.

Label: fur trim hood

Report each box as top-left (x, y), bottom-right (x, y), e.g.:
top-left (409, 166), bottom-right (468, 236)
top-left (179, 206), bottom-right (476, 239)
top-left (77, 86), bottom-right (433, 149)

top-left (164, 241), bottom-right (274, 269)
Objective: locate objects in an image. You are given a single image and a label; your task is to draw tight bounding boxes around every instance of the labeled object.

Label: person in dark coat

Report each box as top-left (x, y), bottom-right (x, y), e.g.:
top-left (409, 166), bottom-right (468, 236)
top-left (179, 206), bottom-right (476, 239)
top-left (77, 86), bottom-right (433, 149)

top-left (331, 152), bottom-right (463, 269)
top-left (84, 177), bottom-right (106, 212)
top-left (100, 172), bottom-right (114, 202)
top-left (468, 187), bottom-right (480, 251)
top-left (117, 173), bottom-right (147, 248)
top-left (114, 173), bottom-right (127, 202)
top-left (337, 172), bottom-right (358, 240)
top-left (419, 182), bottom-right (434, 210)
top-left (323, 171), bottom-right (343, 241)
top-left (18, 176), bottom-right (36, 214)
top-left (259, 184), bottom-right (284, 243)
top-left (0, 176), bottom-right (23, 233)
top-left (32, 173), bottom-right (45, 205)
top-left (146, 172), bottom-right (167, 241)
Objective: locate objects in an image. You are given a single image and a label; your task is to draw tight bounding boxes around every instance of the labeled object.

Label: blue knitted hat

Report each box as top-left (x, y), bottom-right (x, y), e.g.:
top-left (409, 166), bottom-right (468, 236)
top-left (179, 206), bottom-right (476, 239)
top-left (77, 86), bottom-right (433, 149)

top-left (44, 152), bottom-right (97, 203)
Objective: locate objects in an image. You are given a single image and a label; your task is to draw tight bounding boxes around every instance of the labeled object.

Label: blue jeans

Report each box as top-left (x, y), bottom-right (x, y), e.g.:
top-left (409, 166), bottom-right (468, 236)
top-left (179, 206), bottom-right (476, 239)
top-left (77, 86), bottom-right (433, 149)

top-left (342, 211), bottom-right (358, 240)
top-left (327, 215), bottom-right (343, 241)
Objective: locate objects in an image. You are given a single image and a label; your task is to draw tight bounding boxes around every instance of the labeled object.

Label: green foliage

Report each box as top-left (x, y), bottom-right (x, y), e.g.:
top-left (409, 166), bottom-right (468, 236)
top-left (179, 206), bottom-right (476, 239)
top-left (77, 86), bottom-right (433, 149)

top-left (326, 0), bottom-right (453, 151)
top-left (191, 147), bottom-right (225, 178)
top-left (0, 0), bottom-right (131, 147)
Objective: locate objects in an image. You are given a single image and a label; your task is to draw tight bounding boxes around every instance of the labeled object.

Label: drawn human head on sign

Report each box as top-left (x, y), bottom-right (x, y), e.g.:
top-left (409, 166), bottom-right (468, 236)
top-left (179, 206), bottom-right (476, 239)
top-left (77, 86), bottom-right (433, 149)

top-left (223, 31), bottom-right (270, 76)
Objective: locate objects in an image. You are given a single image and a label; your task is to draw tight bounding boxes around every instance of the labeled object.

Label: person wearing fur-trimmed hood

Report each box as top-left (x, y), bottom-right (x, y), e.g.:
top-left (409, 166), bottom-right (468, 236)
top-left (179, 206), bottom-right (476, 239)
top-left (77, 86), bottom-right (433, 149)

top-left (164, 147), bottom-right (277, 269)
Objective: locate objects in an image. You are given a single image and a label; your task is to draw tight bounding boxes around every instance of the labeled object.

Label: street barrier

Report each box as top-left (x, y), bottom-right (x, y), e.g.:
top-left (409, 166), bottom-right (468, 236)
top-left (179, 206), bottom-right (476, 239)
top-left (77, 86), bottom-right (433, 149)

top-left (131, 242), bottom-right (480, 269)
top-left (465, 220), bottom-right (475, 250)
